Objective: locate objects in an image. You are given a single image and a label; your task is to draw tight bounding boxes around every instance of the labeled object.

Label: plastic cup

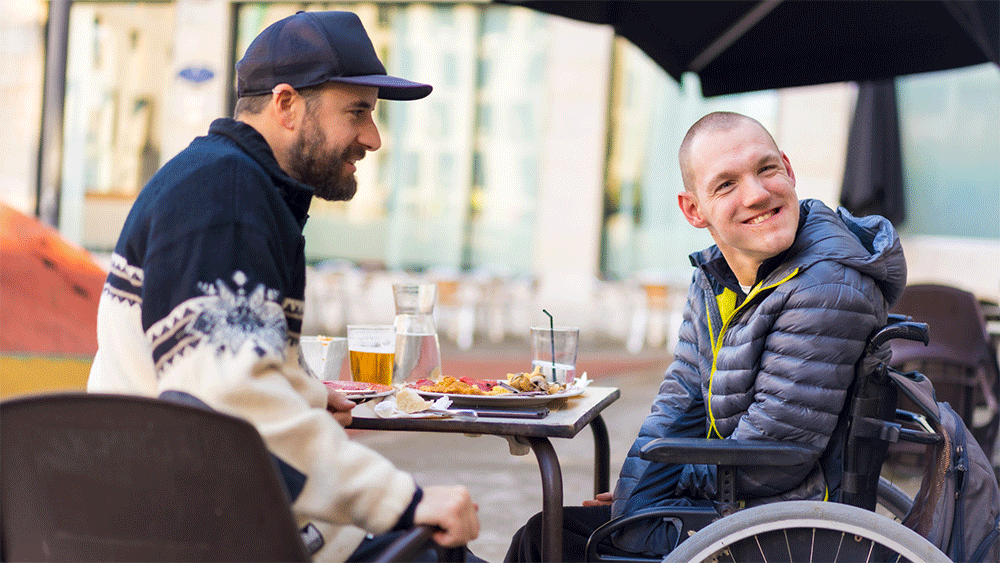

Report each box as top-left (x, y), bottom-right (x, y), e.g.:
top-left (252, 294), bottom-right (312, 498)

top-left (300, 336), bottom-right (347, 381)
top-left (530, 326), bottom-right (580, 384)
top-left (347, 325), bottom-right (395, 386)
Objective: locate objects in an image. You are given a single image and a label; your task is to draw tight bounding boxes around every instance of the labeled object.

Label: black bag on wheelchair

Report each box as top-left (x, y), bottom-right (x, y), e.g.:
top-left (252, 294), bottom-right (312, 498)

top-left (890, 369), bottom-right (1000, 562)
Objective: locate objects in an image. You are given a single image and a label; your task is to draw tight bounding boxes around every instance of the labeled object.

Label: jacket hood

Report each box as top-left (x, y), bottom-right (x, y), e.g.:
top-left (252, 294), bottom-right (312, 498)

top-left (691, 199), bottom-right (907, 307)
top-left (793, 199), bottom-right (907, 307)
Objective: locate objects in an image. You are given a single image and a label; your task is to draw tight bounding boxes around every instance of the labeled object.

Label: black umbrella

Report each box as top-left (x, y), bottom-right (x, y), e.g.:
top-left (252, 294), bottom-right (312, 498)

top-left (502, 0), bottom-right (999, 97)
top-left (840, 79), bottom-right (906, 226)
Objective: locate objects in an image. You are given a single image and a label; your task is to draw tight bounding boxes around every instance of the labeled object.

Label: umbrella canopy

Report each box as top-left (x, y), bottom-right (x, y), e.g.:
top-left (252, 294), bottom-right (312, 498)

top-left (503, 0), bottom-right (999, 96)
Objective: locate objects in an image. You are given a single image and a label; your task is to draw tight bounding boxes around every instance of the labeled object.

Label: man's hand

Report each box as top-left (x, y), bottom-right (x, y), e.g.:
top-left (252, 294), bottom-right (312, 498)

top-left (326, 388), bottom-right (356, 427)
top-left (414, 485), bottom-right (480, 548)
top-left (582, 491), bottom-right (613, 507)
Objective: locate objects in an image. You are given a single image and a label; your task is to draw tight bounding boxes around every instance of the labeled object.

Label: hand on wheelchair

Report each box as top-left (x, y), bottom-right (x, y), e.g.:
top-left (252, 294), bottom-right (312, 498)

top-left (415, 485), bottom-right (480, 548)
top-left (582, 492), bottom-right (614, 507)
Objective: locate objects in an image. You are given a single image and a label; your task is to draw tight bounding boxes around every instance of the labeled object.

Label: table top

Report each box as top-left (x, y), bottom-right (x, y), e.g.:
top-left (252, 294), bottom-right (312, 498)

top-left (348, 386), bottom-right (620, 439)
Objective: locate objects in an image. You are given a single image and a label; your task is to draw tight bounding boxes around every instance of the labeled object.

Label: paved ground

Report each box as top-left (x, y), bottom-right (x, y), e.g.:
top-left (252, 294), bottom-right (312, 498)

top-left (346, 338), bottom-right (933, 563)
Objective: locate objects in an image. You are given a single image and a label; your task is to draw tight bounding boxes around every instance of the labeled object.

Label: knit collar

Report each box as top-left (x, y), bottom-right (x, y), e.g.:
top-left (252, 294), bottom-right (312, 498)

top-left (208, 118), bottom-right (314, 228)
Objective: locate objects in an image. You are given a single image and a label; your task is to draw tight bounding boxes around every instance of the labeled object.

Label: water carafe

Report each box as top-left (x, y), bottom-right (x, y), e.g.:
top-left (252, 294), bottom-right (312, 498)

top-left (392, 283), bottom-right (442, 384)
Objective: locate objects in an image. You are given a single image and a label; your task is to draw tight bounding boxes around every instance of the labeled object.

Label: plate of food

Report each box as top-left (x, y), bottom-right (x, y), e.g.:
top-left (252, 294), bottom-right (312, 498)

top-left (405, 370), bottom-right (587, 407)
top-left (324, 380), bottom-right (395, 403)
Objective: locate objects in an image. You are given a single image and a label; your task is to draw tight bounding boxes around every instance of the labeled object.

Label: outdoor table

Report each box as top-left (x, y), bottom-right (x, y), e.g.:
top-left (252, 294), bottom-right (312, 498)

top-left (348, 386), bottom-right (621, 563)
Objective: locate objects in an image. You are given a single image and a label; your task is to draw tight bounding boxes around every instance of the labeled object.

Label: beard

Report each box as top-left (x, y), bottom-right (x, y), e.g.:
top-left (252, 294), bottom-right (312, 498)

top-left (286, 121), bottom-right (364, 202)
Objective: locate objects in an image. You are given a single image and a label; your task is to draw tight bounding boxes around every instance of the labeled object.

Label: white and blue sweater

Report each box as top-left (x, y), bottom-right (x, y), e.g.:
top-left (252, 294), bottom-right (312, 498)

top-left (89, 118), bottom-right (417, 561)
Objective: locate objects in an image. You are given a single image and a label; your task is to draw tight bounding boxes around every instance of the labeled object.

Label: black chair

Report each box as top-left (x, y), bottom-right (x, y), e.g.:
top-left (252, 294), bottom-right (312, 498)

top-left (890, 283), bottom-right (999, 462)
top-left (0, 393), bottom-right (458, 563)
top-left (585, 317), bottom-right (942, 562)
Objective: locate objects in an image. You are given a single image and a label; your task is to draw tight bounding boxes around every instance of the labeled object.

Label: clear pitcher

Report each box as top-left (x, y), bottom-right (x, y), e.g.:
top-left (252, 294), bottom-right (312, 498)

top-left (392, 283), bottom-right (442, 384)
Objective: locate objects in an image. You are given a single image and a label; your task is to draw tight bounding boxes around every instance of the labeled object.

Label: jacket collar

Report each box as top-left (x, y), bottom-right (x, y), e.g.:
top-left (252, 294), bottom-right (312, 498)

top-left (208, 118), bottom-right (314, 228)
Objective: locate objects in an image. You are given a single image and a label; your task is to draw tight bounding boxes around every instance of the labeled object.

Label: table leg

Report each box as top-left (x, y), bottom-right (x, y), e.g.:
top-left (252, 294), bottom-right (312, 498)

top-left (527, 437), bottom-right (562, 563)
top-left (590, 414), bottom-right (610, 495)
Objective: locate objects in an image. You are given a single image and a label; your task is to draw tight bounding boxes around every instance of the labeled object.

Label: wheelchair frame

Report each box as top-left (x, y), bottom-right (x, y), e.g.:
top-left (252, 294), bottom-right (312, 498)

top-left (586, 317), bottom-right (951, 563)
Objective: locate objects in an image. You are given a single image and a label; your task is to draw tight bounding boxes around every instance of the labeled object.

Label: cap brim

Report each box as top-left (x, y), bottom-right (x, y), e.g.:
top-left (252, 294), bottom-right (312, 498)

top-left (331, 75), bottom-right (432, 100)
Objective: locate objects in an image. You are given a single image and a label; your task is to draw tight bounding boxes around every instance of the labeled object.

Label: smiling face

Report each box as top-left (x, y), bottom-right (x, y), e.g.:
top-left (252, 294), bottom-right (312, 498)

top-left (678, 117), bottom-right (799, 286)
top-left (286, 82), bottom-right (381, 201)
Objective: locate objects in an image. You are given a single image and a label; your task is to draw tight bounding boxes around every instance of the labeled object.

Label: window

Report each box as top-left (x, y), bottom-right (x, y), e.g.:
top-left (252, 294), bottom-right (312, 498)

top-left (63, 2), bottom-right (176, 249)
top-left (897, 64), bottom-right (1000, 239)
top-left (235, 3), bottom-right (548, 273)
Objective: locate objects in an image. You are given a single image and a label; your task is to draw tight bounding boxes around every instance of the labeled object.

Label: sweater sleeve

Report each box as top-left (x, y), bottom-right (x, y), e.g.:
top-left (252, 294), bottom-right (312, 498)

top-left (141, 217), bottom-right (417, 535)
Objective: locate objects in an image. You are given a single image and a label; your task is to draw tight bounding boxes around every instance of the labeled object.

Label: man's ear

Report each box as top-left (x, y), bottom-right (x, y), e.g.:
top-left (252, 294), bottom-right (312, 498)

top-left (271, 84), bottom-right (302, 131)
top-left (678, 191), bottom-right (709, 229)
top-left (781, 150), bottom-right (796, 187)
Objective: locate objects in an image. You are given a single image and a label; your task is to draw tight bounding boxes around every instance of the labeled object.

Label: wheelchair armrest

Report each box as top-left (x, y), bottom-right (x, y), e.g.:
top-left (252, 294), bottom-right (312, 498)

top-left (639, 437), bottom-right (821, 466)
top-left (585, 505), bottom-right (718, 563)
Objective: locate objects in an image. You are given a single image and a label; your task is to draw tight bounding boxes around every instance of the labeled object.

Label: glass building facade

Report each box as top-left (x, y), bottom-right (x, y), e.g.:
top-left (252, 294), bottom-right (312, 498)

top-left (58, 1), bottom-right (999, 282)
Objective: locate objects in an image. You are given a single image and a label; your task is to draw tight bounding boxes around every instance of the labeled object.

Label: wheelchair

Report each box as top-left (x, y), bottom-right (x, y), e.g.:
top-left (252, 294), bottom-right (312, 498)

top-left (585, 316), bottom-right (951, 563)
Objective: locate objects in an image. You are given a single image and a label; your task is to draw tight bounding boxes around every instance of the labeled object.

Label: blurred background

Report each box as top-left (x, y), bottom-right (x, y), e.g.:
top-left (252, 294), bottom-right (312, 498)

top-left (2, 0), bottom-right (998, 394)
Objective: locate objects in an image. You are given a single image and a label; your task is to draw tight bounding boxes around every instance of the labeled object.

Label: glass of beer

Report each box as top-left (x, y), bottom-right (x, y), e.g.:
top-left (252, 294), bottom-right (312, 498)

top-left (347, 325), bottom-right (395, 386)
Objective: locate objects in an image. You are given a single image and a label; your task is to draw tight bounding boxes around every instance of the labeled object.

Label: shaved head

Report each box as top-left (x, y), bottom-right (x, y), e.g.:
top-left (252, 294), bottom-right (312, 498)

top-left (679, 112), bottom-right (778, 192)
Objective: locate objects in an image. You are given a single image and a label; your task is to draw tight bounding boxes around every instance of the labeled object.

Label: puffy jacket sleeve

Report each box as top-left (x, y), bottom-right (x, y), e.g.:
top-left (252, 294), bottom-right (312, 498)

top-left (611, 280), bottom-right (711, 517)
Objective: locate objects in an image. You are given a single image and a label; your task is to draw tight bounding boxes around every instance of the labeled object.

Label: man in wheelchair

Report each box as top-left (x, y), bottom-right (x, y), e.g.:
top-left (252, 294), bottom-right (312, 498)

top-left (507, 112), bottom-right (908, 562)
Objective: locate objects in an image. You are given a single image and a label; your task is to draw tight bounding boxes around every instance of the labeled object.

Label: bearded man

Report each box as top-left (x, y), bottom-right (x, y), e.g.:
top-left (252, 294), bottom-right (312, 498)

top-left (88, 11), bottom-right (480, 562)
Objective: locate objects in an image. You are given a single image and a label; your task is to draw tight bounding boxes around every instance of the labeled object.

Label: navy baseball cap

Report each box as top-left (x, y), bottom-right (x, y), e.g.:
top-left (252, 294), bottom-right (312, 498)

top-left (236, 11), bottom-right (432, 101)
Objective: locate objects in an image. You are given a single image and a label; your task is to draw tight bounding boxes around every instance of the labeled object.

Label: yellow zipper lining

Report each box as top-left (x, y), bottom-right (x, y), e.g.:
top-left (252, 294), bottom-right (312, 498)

top-left (705, 268), bottom-right (800, 439)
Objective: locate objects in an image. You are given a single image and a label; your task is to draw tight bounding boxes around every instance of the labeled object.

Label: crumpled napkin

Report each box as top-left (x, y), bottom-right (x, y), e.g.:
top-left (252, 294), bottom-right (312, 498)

top-left (570, 372), bottom-right (591, 390)
top-left (544, 372), bottom-right (591, 397)
top-left (374, 393), bottom-right (477, 420)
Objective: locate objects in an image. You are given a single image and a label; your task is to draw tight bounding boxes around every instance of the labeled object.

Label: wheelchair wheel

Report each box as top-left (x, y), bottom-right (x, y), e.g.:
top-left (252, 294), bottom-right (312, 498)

top-left (662, 501), bottom-right (948, 563)
top-left (877, 476), bottom-right (914, 521)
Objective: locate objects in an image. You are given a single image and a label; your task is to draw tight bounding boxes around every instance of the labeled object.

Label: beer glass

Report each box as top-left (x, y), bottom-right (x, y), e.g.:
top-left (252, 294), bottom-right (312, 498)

top-left (347, 325), bottom-right (395, 386)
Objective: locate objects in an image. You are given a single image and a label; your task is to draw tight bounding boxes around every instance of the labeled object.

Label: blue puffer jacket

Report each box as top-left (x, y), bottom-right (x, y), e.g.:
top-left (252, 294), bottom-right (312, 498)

top-left (610, 200), bottom-right (906, 551)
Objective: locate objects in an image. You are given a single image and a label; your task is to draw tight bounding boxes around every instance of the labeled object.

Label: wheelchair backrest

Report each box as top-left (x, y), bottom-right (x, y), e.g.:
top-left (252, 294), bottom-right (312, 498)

top-left (832, 318), bottom-right (1000, 561)
top-left (832, 318), bottom-right (929, 511)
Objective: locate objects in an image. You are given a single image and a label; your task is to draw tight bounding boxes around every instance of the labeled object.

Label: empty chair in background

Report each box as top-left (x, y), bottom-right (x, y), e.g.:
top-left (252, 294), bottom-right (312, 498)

top-left (429, 268), bottom-right (479, 351)
top-left (303, 259), bottom-right (369, 337)
top-left (503, 274), bottom-right (540, 342)
top-left (889, 283), bottom-right (1000, 463)
top-left (626, 272), bottom-right (686, 355)
top-left (467, 267), bottom-right (508, 345)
